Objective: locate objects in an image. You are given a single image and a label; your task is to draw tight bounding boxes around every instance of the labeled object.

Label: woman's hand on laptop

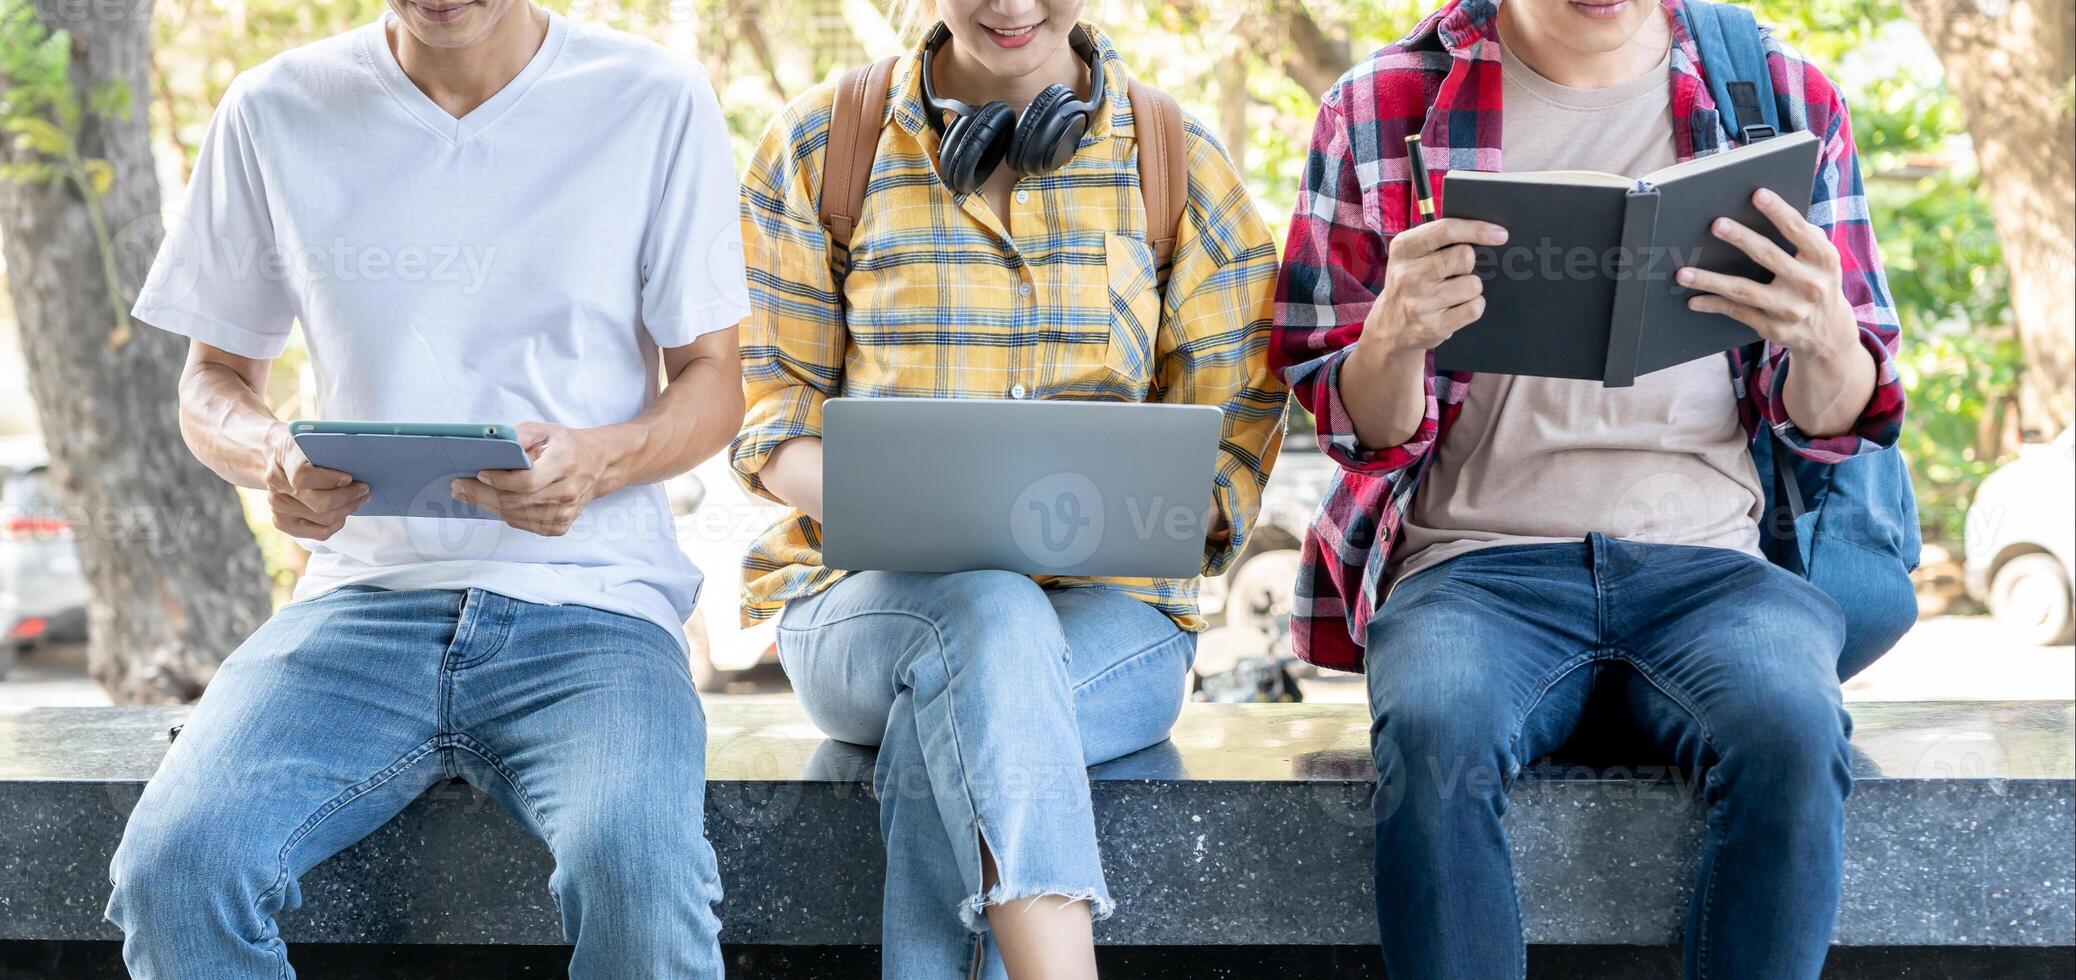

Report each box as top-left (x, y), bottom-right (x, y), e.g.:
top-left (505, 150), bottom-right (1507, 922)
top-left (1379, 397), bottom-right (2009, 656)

top-left (1207, 505), bottom-right (1231, 546)
top-left (451, 422), bottom-right (609, 537)
top-left (760, 437), bottom-right (825, 524)
top-left (262, 426), bottom-right (369, 542)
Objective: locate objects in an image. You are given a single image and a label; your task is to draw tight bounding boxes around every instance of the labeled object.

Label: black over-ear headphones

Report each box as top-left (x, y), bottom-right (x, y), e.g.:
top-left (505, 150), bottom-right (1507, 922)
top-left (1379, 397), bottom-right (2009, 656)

top-left (919, 22), bottom-right (1106, 195)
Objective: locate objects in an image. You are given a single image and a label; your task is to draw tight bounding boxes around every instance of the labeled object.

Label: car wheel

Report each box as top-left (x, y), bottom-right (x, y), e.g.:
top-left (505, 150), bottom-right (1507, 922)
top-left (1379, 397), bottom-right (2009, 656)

top-left (1223, 549), bottom-right (1302, 636)
top-left (0, 641), bottom-right (16, 680)
top-left (1221, 549), bottom-right (1313, 676)
top-left (1989, 553), bottom-right (2075, 647)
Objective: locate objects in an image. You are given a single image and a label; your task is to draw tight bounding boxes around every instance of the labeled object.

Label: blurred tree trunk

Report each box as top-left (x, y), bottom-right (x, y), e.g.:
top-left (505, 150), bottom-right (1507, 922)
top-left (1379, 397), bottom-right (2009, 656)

top-left (1161, 0), bottom-right (1353, 101)
top-left (0, 0), bottom-right (271, 702)
top-left (1268, 0), bottom-right (1354, 97)
top-left (1219, 54), bottom-right (1249, 173)
top-left (1902, 0), bottom-right (2076, 435)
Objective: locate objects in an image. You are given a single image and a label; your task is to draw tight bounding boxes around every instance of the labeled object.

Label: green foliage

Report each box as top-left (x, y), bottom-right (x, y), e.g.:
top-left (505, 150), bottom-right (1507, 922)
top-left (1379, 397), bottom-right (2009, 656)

top-left (0, 0), bottom-right (133, 181)
top-left (150, 0), bottom-right (387, 166)
top-left (1897, 327), bottom-right (2022, 540)
top-left (0, 0), bottom-right (137, 340)
top-left (1878, 171), bottom-right (2022, 537)
top-left (1877, 173), bottom-right (2010, 340)
top-left (1747, 0), bottom-right (1899, 56)
top-left (0, 0), bottom-right (76, 184)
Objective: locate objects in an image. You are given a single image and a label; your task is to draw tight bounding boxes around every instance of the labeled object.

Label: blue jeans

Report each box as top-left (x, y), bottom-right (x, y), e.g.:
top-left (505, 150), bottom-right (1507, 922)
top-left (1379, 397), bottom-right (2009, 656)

top-left (776, 570), bottom-right (1195, 980)
top-left (106, 586), bottom-right (724, 978)
top-left (1366, 534), bottom-right (1852, 980)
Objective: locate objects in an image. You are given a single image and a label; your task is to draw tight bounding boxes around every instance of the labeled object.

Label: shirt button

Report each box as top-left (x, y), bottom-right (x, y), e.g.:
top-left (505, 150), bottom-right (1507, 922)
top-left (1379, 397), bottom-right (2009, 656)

top-left (1016, 282), bottom-right (1032, 298)
top-left (1014, 189), bottom-right (1030, 205)
top-left (1010, 384), bottom-right (1028, 399)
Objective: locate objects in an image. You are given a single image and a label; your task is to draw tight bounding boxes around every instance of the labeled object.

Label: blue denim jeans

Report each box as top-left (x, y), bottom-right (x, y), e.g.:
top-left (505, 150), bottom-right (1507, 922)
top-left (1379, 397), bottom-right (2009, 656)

top-left (1366, 534), bottom-right (1852, 980)
top-left (106, 586), bottom-right (724, 978)
top-left (776, 570), bottom-right (1195, 979)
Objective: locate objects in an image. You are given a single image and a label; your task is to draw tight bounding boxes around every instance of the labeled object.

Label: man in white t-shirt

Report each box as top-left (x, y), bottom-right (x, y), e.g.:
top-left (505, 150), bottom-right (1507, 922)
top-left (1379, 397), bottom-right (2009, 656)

top-left (104, 0), bottom-right (748, 975)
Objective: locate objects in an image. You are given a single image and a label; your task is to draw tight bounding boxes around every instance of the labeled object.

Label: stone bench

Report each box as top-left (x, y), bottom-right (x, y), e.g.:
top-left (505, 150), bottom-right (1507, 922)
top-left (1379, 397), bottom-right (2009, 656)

top-left (0, 701), bottom-right (2071, 976)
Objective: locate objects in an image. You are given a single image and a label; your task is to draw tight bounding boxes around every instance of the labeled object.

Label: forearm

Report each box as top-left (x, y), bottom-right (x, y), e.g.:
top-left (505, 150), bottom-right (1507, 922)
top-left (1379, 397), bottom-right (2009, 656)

top-left (591, 354), bottom-right (745, 496)
top-left (758, 437), bottom-right (824, 523)
top-left (1310, 220), bottom-right (1494, 455)
top-left (1341, 341), bottom-right (1429, 452)
top-left (178, 358), bottom-right (287, 490)
top-left (1781, 332), bottom-right (1876, 439)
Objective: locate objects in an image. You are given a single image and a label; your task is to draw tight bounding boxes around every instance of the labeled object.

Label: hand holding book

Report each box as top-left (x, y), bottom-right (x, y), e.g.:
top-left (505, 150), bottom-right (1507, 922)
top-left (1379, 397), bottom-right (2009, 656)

top-left (1678, 187), bottom-right (1858, 362)
top-left (1370, 133), bottom-right (1510, 356)
top-left (1681, 186), bottom-right (1876, 438)
top-left (1342, 217), bottom-right (1509, 451)
top-left (1365, 218), bottom-right (1511, 355)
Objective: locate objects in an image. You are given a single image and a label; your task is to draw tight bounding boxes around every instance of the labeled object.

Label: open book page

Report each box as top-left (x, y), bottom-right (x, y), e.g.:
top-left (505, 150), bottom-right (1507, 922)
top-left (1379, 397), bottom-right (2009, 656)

top-left (1642, 129), bottom-right (1818, 187)
top-left (1445, 169), bottom-right (1634, 188)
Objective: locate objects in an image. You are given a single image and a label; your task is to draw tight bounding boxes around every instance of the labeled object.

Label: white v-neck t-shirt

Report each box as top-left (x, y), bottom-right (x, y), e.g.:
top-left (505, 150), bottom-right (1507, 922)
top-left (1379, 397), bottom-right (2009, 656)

top-left (133, 12), bottom-right (750, 646)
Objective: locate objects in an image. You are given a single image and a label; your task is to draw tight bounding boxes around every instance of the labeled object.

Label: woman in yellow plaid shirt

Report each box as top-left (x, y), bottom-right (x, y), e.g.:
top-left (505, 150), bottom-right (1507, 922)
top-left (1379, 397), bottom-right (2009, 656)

top-left (732, 1), bottom-right (1284, 975)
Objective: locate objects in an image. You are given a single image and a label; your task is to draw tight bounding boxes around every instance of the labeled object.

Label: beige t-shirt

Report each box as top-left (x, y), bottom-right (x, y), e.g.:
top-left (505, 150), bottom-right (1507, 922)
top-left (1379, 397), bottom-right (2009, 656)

top-left (1388, 43), bottom-right (1765, 588)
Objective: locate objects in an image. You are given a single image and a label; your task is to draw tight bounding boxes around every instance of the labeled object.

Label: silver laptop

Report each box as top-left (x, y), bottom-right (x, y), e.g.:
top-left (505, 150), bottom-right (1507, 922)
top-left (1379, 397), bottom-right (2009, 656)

top-left (822, 398), bottom-right (1223, 579)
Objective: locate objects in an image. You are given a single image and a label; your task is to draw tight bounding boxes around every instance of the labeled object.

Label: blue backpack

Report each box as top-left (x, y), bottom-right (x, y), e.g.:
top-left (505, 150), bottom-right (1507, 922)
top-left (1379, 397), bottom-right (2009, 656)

top-left (1680, 1), bottom-right (1922, 680)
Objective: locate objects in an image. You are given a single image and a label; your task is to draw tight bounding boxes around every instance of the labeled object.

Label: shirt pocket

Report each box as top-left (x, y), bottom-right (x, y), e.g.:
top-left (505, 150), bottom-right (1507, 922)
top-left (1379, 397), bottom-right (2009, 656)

top-left (1102, 232), bottom-right (1160, 384)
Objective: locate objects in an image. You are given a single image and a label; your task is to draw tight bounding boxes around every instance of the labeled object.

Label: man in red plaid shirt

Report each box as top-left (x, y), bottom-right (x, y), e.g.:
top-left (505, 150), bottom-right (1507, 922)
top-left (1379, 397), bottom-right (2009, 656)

top-left (1270, 0), bottom-right (1907, 975)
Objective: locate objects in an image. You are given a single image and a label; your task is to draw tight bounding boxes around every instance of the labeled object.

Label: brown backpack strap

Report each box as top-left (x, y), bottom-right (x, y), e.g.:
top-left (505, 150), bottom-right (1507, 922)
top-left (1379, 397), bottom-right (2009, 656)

top-left (821, 56), bottom-right (899, 254)
top-left (1128, 78), bottom-right (1187, 283)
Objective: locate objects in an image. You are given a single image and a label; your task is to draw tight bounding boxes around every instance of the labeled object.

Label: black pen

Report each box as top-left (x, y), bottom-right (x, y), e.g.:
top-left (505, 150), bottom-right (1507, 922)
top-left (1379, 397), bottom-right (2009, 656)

top-left (1405, 134), bottom-right (1436, 224)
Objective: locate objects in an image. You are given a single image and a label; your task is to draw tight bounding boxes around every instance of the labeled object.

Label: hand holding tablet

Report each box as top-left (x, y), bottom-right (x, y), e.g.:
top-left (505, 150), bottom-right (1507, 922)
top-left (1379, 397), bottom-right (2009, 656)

top-left (289, 421), bottom-right (532, 522)
top-left (445, 422), bottom-right (612, 537)
top-left (263, 430), bottom-right (370, 541)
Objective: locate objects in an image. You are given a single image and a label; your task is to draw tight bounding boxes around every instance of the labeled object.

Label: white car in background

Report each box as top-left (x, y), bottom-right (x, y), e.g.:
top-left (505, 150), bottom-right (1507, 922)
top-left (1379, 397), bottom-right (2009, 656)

top-left (669, 457), bottom-right (786, 691)
top-left (0, 437), bottom-right (90, 677)
top-left (1964, 428), bottom-right (2075, 646)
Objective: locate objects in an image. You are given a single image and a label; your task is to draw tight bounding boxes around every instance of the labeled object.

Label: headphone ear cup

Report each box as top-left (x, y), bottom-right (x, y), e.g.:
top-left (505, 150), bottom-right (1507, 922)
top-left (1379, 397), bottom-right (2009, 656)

top-left (937, 100), bottom-right (1016, 195)
top-left (1008, 83), bottom-right (1086, 175)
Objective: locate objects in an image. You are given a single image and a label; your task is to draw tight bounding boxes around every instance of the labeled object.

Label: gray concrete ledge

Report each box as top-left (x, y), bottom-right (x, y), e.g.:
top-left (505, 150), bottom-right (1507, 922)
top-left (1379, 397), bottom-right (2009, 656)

top-left (5, 940), bottom-right (2073, 979)
top-left (0, 701), bottom-right (2069, 948)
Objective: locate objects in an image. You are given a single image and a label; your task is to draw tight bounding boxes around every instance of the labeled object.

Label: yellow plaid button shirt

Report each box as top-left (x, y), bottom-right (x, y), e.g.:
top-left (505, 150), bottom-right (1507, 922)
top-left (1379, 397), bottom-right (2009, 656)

top-left (731, 26), bottom-right (1286, 629)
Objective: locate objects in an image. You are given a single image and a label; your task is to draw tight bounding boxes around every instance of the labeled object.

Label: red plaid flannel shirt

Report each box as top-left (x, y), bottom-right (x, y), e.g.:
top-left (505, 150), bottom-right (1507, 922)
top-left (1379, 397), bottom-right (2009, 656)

top-left (1269, 0), bottom-right (1908, 671)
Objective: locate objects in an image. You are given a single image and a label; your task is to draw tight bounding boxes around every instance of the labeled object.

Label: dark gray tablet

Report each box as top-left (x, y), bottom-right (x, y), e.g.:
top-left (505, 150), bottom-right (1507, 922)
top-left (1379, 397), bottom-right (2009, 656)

top-left (821, 398), bottom-right (1223, 579)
